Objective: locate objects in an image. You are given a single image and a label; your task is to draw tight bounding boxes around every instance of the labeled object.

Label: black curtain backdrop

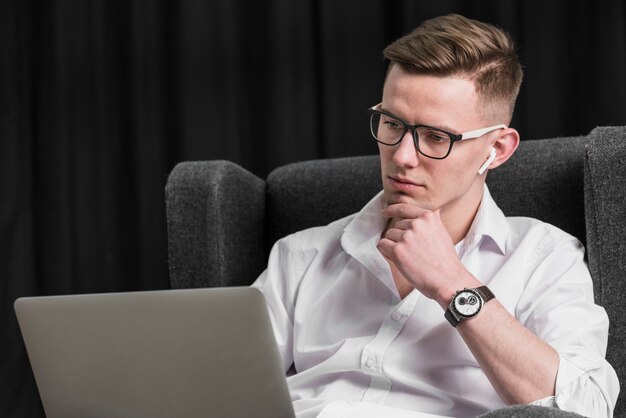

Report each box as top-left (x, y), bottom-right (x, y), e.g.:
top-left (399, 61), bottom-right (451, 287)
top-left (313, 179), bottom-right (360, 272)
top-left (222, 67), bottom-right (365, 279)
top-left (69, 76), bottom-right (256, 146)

top-left (2, 0), bottom-right (625, 415)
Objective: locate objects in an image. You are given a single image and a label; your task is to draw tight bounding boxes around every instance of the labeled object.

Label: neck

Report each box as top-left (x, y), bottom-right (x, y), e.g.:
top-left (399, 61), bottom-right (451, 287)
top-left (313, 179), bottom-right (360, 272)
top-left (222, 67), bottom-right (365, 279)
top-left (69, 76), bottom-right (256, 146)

top-left (440, 185), bottom-right (484, 244)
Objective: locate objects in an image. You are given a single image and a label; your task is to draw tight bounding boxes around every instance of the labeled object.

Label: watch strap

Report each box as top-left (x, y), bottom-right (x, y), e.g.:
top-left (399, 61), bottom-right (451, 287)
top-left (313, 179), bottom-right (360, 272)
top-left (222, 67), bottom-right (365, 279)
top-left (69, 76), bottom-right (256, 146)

top-left (444, 306), bottom-right (461, 327)
top-left (475, 286), bottom-right (495, 303)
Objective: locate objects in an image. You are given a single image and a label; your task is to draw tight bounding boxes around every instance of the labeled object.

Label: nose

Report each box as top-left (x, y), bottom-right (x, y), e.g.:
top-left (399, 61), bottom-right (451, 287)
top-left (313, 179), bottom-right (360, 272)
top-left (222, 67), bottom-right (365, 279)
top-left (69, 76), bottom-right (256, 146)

top-left (391, 131), bottom-right (420, 168)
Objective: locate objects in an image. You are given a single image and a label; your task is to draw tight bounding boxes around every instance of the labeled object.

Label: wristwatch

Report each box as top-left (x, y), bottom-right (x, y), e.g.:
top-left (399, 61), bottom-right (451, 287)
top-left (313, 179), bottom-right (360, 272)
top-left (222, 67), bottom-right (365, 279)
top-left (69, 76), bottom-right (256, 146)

top-left (444, 286), bottom-right (495, 327)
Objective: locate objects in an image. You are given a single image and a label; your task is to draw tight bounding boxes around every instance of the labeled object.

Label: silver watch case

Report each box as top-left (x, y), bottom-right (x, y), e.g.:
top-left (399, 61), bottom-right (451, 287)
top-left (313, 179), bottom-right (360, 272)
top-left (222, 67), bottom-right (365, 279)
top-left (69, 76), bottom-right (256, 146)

top-left (445, 286), bottom-right (495, 327)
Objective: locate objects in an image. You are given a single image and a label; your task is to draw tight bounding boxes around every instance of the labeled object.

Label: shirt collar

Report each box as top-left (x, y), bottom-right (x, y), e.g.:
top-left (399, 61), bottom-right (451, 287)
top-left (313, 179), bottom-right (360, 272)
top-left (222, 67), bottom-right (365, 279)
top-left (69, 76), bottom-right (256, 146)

top-left (462, 184), bottom-right (509, 256)
top-left (341, 191), bottom-right (387, 254)
top-left (340, 192), bottom-right (394, 290)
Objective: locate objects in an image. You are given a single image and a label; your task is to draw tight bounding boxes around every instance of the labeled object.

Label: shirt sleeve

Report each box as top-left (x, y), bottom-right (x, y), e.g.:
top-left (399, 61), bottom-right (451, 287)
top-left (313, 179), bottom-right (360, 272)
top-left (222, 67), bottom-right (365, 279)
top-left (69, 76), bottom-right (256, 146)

top-left (550, 346), bottom-right (619, 417)
top-left (517, 232), bottom-right (620, 417)
top-left (251, 233), bottom-right (317, 373)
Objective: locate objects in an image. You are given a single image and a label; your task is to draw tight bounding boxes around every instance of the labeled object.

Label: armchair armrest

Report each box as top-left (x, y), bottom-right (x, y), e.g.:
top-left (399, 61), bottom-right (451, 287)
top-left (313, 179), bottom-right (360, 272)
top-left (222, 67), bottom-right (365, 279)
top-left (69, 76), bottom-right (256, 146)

top-left (165, 161), bottom-right (266, 288)
top-left (584, 126), bottom-right (626, 418)
top-left (585, 126), bottom-right (626, 304)
top-left (479, 405), bottom-right (582, 417)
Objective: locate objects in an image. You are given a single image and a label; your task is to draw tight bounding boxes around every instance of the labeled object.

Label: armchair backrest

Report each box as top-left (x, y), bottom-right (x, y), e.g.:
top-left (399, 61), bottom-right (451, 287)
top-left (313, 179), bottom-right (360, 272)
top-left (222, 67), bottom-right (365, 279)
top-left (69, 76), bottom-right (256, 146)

top-left (265, 135), bottom-right (590, 252)
top-left (166, 131), bottom-right (611, 290)
top-left (165, 127), bottom-right (626, 417)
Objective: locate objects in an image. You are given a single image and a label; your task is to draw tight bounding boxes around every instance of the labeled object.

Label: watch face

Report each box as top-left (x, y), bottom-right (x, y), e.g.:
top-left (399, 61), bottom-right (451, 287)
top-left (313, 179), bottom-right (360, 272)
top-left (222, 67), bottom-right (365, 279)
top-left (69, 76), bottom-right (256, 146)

top-left (453, 290), bottom-right (482, 317)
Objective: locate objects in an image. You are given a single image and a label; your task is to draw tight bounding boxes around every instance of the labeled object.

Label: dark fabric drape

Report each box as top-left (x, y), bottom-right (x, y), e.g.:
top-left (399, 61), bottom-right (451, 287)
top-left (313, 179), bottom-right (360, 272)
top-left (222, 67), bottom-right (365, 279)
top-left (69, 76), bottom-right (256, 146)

top-left (2, 0), bottom-right (625, 415)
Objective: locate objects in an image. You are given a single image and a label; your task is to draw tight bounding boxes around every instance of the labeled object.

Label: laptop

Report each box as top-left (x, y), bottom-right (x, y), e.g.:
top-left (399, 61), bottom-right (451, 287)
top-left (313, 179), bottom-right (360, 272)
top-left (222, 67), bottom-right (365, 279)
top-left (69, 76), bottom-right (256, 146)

top-left (14, 287), bottom-right (295, 418)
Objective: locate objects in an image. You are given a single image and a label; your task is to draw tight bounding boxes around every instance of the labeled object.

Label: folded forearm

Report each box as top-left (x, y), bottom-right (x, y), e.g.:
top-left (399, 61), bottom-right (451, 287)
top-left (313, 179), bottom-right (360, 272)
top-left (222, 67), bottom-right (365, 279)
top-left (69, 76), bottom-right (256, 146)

top-left (456, 300), bottom-right (559, 405)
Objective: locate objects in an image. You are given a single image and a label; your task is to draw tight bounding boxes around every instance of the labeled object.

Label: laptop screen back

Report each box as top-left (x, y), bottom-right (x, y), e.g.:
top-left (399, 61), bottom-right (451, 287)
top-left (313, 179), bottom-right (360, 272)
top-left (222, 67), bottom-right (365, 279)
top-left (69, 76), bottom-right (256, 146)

top-left (15, 287), bottom-right (294, 418)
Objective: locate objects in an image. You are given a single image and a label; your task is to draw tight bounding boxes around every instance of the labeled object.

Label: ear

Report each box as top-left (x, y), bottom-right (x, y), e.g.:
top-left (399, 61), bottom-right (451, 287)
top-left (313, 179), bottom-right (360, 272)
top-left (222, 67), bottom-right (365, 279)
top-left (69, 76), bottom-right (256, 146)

top-left (488, 128), bottom-right (520, 170)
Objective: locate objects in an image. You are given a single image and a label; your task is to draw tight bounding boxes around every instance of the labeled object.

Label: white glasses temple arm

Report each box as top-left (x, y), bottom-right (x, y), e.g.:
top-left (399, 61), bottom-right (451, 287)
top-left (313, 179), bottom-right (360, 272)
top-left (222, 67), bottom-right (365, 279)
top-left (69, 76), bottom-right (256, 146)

top-left (460, 124), bottom-right (507, 140)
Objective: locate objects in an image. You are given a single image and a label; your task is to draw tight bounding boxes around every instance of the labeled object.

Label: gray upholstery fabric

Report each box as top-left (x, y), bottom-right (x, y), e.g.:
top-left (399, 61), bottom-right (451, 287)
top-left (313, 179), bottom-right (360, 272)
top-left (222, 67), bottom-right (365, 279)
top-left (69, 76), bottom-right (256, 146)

top-left (166, 136), bottom-right (593, 290)
top-left (584, 126), bottom-right (626, 418)
top-left (266, 136), bottom-right (590, 247)
top-left (166, 160), bottom-right (266, 288)
top-left (487, 135), bottom-right (588, 245)
top-left (477, 405), bottom-right (582, 417)
top-left (266, 155), bottom-right (382, 246)
top-left (165, 127), bottom-right (626, 417)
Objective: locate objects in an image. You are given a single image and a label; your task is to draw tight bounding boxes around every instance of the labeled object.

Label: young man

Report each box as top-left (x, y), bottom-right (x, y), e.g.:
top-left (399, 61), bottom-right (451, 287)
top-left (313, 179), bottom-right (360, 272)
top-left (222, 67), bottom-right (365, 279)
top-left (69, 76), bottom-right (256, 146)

top-left (253, 14), bottom-right (619, 418)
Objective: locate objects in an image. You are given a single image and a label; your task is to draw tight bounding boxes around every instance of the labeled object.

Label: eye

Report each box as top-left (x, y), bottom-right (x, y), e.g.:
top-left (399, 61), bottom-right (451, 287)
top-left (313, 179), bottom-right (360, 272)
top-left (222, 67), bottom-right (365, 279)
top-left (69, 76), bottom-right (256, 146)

top-left (423, 130), bottom-right (450, 143)
top-left (381, 117), bottom-right (403, 131)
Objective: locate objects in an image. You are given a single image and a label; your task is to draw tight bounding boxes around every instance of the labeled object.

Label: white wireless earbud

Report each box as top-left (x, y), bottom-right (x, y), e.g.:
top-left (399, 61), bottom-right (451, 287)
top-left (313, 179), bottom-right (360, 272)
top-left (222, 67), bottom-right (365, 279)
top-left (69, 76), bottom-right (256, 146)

top-left (477, 148), bottom-right (497, 175)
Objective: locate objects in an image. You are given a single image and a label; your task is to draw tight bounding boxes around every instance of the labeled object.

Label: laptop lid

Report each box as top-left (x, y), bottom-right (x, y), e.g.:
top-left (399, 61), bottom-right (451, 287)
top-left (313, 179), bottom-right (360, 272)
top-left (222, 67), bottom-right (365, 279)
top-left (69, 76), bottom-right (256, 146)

top-left (15, 287), bottom-right (295, 418)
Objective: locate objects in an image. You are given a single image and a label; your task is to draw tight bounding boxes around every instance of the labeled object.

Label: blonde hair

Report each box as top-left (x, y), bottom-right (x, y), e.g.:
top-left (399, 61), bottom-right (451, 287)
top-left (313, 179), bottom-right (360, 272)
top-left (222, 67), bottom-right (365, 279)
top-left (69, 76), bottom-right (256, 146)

top-left (383, 14), bottom-right (523, 123)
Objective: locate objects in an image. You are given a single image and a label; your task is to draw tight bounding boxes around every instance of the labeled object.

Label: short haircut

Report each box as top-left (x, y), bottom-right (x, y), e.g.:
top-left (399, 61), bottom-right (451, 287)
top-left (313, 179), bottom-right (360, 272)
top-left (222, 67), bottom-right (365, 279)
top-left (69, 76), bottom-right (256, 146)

top-left (383, 14), bottom-right (523, 124)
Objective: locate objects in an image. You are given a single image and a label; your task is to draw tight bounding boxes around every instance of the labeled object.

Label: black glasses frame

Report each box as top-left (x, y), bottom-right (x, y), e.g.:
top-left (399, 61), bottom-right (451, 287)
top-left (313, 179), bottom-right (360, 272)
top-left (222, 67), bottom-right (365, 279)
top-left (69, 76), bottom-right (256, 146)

top-left (367, 107), bottom-right (463, 160)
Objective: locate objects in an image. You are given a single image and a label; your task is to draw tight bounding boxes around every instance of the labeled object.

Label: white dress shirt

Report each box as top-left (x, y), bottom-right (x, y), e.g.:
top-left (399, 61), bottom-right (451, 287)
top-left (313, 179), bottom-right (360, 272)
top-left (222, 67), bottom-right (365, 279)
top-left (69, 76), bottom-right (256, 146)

top-left (252, 185), bottom-right (619, 418)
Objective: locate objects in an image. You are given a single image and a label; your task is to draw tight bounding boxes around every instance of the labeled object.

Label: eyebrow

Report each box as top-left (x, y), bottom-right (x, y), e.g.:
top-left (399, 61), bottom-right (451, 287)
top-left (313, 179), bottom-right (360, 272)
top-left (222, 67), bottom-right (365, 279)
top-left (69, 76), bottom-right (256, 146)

top-left (379, 106), bottom-right (459, 134)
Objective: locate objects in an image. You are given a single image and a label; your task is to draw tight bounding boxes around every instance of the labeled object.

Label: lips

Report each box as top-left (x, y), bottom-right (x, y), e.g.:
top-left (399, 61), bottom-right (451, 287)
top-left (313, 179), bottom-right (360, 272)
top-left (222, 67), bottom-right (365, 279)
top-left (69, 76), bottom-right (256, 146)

top-left (388, 175), bottom-right (425, 191)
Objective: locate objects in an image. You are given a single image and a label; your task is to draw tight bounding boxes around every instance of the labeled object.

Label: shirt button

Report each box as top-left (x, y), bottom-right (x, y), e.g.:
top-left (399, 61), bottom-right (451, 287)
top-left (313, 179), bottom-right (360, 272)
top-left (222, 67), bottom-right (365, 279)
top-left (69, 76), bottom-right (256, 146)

top-left (366, 357), bottom-right (375, 367)
top-left (392, 312), bottom-right (402, 321)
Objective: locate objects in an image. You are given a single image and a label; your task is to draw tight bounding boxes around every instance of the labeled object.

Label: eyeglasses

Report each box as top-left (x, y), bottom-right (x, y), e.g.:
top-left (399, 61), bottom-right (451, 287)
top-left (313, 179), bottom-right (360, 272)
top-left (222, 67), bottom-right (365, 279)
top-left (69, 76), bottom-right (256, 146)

top-left (368, 104), bottom-right (506, 160)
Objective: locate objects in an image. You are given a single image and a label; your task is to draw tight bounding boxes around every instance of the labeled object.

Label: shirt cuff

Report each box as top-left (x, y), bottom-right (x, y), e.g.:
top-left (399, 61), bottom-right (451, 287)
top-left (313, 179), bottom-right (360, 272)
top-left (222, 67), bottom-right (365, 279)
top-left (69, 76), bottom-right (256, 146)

top-left (529, 396), bottom-right (557, 408)
top-left (549, 347), bottom-right (616, 417)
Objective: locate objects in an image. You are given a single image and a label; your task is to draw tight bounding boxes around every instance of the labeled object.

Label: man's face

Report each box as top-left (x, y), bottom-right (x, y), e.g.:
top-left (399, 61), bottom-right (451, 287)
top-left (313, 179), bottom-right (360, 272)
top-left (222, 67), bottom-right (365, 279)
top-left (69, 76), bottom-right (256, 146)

top-left (378, 65), bottom-right (498, 213)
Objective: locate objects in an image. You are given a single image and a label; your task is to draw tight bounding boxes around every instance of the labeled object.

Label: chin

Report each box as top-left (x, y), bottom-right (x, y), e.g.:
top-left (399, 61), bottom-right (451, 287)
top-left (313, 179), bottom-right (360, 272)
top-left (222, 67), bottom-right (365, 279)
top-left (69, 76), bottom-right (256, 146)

top-left (384, 190), bottom-right (434, 210)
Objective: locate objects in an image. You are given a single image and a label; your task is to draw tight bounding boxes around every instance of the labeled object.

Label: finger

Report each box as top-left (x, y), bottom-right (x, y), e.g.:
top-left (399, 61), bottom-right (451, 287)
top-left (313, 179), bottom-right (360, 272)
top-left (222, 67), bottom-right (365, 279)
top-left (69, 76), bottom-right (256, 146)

top-left (384, 228), bottom-right (404, 242)
top-left (390, 219), bottom-right (413, 230)
top-left (383, 203), bottom-right (431, 220)
top-left (376, 238), bottom-right (394, 259)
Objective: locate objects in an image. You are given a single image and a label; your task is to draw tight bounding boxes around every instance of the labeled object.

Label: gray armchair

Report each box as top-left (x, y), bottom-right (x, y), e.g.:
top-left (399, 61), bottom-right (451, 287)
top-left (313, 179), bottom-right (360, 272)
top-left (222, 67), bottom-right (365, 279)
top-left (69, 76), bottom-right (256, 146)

top-left (165, 127), bottom-right (626, 417)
